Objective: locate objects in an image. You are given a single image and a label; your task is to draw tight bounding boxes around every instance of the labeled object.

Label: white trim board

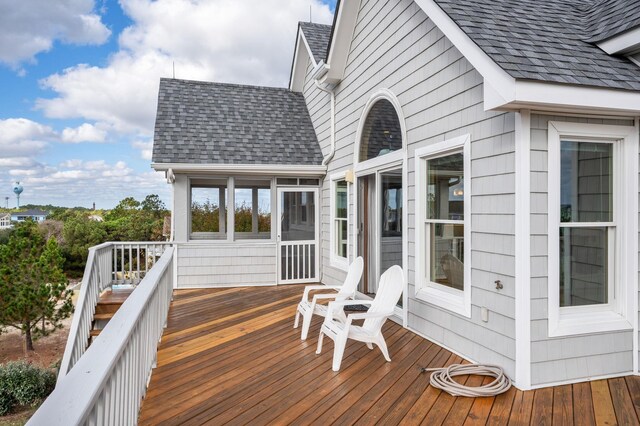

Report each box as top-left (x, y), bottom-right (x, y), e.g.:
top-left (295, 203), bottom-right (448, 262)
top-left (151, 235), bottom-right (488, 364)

top-left (152, 163), bottom-right (327, 176)
top-left (514, 110), bottom-right (531, 389)
top-left (597, 26), bottom-right (640, 55)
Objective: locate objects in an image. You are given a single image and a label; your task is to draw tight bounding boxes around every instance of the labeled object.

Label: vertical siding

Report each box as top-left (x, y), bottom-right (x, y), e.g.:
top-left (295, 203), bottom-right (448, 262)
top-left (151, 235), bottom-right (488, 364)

top-left (303, 0), bottom-right (517, 377)
top-left (529, 113), bottom-right (635, 386)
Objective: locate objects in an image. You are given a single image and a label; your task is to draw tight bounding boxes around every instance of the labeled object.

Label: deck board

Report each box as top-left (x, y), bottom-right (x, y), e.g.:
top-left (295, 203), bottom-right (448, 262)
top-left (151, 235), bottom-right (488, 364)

top-left (138, 286), bottom-right (640, 425)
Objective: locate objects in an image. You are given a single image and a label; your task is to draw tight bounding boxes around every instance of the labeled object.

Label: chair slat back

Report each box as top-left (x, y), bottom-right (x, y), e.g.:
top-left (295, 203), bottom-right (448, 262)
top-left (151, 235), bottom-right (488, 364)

top-left (335, 257), bottom-right (364, 301)
top-left (363, 265), bottom-right (404, 332)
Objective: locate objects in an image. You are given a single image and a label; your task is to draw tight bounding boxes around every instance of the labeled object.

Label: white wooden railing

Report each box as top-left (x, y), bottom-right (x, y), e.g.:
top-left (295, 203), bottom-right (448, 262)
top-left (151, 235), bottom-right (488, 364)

top-left (57, 241), bottom-right (171, 382)
top-left (29, 247), bottom-right (175, 426)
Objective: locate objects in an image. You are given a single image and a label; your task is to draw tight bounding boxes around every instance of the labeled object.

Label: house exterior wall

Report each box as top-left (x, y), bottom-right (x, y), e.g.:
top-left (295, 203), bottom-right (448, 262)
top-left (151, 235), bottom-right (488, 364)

top-left (303, 0), bottom-right (517, 377)
top-left (529, 113), bottom-right (637, 386)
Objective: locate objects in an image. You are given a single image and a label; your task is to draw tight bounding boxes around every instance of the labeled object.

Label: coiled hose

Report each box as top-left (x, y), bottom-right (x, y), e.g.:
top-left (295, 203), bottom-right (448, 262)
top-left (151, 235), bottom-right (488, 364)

top-left (421, 363), bottom-right (512, 397)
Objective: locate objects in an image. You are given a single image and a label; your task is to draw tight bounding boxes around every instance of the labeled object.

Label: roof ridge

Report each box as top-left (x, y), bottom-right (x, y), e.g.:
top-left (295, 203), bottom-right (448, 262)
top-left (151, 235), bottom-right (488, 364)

top-left (160, 78), bottom-right (295, 94)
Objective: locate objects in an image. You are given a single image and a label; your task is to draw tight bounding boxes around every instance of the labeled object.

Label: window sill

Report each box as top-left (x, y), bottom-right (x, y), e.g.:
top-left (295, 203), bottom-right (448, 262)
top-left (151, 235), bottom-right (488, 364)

top-left (549, 310), bottom-right (632, 337)
top-left (415, 286), bottom-right (471, 318)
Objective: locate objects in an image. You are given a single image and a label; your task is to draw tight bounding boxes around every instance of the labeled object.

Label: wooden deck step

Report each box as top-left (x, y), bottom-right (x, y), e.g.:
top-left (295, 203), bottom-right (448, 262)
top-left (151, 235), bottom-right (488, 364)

top-left (93, 312), bottom-right (116, 321)
top-left (89, 288), bottom-right (135, 344)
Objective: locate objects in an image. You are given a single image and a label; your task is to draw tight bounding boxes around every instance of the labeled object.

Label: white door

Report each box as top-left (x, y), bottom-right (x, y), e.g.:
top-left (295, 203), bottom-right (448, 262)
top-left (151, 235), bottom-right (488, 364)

top-left (277, 188), bottom-right (319, 284)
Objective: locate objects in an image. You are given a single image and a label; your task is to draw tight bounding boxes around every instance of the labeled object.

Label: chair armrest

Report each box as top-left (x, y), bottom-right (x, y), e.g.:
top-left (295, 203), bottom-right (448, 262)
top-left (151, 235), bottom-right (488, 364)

top-left (312, 293), bottom-right (340, 302)
top-left (326, 300), bottom-right (373, 322)
top-left (303, 285), bottom-right (340, 301)
top-left (345, 311), bottom-right (394, 327)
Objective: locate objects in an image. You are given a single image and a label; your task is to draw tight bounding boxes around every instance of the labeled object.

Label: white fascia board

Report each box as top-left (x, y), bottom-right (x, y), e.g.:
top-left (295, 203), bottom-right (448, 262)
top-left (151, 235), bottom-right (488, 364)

top-left (597, 26), bottom-right (640, 55)
top-left (151, 163), bottom-right (327, 176)
top-left (509, 80), bottom-right (640, 114)
top-left (325, 0), bottom-right (360, 84)
top-left (289, 30), bottom-right (314, 92)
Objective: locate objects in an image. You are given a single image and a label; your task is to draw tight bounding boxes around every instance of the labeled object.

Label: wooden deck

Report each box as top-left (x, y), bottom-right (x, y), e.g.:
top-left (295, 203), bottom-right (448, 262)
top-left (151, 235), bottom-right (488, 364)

top-left (138, 285), bottom-right (640, 425)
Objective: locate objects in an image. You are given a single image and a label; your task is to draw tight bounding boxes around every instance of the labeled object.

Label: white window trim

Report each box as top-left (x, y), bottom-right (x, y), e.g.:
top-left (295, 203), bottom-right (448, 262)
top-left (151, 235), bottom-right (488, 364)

top-left (547, 121), bottom-right (638, 337)
top-left (415, 134), bottom-right (472, 318)
top-left (330, 172), bottom-right (350, 270)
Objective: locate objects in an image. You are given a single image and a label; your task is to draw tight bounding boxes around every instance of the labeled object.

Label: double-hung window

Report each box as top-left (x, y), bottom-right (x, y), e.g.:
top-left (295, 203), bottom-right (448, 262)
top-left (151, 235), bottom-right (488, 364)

top-left (330, 175), bottom-right (349, 269)
top-left (415, 134), bottom-right (471, 317)
top-left (548, 121), bottom-right (637, 336)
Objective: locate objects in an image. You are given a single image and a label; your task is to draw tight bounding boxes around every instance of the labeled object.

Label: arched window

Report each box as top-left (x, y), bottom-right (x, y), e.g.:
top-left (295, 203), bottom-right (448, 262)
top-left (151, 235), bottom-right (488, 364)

top-left (359, 99), bottom-right (402, 162)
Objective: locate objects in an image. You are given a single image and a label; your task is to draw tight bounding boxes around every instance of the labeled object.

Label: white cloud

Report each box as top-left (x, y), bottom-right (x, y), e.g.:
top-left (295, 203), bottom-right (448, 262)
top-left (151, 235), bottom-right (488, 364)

top-left (0, 0), bottom-right (111, 69)
top-left (36, 0), bottom-right (333, 136)
top-left (132, 140), bottom-right (153, 160)
top-left (61, 123), bottom-right (107, 143)
top-left (0, 118), bottom-right (55, 157)
top-left (0, 158), bottom-right (168, 208)
top-left (0, 157), bottom-right (37, 168)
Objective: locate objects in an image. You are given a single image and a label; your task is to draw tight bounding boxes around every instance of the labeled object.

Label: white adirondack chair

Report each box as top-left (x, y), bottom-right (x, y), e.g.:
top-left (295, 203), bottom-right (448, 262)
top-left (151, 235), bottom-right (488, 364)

top-left (316, 265), bottom-right (404, 371)
top-left (293, 257), bottom-right (364, 340)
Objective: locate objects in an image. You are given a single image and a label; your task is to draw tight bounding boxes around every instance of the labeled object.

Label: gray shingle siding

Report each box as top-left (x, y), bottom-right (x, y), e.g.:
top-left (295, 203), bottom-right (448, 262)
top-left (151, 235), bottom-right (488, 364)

top-left (152, 78), bottom-right (323, 166)
top-left (432, 0), bottom-right (640, 91)
top-left (299, 22), bottom-right (332, 64)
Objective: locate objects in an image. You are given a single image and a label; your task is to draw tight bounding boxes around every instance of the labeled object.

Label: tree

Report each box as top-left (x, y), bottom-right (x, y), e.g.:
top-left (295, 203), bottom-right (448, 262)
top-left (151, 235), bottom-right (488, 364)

top-left (141, 194), bottom-right (166, 219)
top-left (62, 214), bottom-right (107, 275)
top-left (106, 197), bottom-right (141, 221)
top-left (0, 221), bottom-right (73, 353)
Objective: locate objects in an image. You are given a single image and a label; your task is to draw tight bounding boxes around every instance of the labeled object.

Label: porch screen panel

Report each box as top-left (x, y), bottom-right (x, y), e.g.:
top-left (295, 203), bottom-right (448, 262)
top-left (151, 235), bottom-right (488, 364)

top-left (191, 184), bottom-right (227, 239)
top-left (280, 191), bottom-right (316, 282)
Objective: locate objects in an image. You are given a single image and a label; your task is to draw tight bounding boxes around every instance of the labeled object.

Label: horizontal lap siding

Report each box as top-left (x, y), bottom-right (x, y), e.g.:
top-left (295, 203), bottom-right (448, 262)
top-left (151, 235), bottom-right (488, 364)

top-left (529, 113), bottom-right (635, 386)
top-left (176, 243), bottom-right (276, 287)
top-left (303, 0), bottom-right (517, 376)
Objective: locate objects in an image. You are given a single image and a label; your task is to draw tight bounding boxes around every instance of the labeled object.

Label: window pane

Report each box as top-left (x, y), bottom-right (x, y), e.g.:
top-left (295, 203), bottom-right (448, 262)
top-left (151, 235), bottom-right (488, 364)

top-left (429, 223), bottom-right (464, 290)
top-left (235, 186), bottom-right (271, 237)
top-left (235, 188), bottom-right (252, 232)
top-left (335, 219), bottom-right (348, 258)
top-left (191, 186), bottom-right (226, 234)
top-left (257, 188), bottom-right (271, 233)
top-left (559, 227), bottom-right (608, 307)
top-left (381, 173), bottom-right (402, 237)
top-left (561, 141), bottom-right (612, 223)
top-left (427, 153), bottom-right (464, 220)
top-left (359, 99), bottom-right (402, 161)
top-left (336, 180), bottom-right (347, 219)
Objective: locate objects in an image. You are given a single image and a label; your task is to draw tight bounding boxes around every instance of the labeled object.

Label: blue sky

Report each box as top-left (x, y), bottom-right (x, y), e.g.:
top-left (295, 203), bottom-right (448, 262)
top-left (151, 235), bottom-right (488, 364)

top-left (0, 0), bottom-right (335, 209)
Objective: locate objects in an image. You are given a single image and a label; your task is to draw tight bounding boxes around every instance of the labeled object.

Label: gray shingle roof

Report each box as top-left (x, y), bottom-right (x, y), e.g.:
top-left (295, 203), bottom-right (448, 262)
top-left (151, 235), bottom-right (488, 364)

top-left (299, 22), bottom-right (332, 63)
top-left (152, 78), bottom-right (324, 166)
top-left (434, 0), bottom-right (640, 91)
top-left (584, 0), bottom-right (640, 43)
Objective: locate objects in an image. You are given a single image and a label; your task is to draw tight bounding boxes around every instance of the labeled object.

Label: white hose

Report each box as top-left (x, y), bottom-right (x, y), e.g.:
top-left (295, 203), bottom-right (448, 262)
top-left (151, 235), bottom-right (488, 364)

top-left (421, 363), bottom-right (512, 397)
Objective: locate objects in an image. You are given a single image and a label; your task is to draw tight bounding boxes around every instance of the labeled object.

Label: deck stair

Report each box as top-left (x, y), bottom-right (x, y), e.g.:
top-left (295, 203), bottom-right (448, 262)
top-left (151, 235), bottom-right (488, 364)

top-left (89, 288), bottom-right (134, 342)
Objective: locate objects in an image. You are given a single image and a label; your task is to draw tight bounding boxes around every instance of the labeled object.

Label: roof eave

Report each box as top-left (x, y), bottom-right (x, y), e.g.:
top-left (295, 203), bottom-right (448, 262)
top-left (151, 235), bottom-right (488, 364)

top-left (151, 162), bottom-right (327, 177)
top-left (485, 79), bottom-right (640, 115)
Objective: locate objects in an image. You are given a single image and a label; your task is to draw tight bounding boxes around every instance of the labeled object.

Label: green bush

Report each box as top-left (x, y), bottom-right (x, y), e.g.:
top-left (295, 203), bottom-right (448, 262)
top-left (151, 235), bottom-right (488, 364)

top-left (0, 361), bottom-right (56, 416)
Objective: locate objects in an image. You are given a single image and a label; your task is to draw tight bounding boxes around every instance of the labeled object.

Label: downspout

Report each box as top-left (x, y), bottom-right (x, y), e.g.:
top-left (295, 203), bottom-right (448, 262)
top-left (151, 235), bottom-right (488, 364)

top-left (314, 80), bottom-right (336, 166)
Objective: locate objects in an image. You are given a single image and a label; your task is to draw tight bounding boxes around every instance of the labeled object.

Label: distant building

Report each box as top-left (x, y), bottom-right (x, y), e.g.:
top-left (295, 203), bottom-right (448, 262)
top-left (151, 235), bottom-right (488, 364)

top-left (88, 215), bottom-right (104, 222)
top-left (0, 213), bottom-right (11, 229)
top-left (11, 209), bottom-right (49, 223)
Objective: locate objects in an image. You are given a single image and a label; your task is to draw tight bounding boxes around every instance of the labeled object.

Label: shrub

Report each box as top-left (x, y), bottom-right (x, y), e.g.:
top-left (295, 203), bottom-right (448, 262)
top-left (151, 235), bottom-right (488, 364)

top-left (0, 361), bottom-right (56, 415)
